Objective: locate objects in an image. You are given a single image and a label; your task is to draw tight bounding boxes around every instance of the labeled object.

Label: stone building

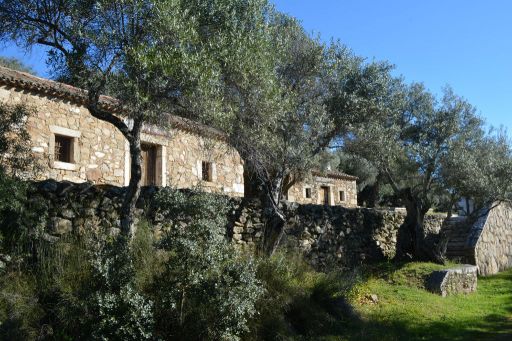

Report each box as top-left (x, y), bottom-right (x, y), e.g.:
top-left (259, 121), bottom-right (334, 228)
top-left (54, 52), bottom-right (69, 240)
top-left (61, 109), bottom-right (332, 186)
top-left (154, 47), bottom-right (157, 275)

top-left (444, 202), bottom-right (512, 276)
top-left (0, 66), bottom-right (357, 206)
top-left (287, 171), bottom-right (358, 207)
top-left (0, 66), bottom-right (244, 196)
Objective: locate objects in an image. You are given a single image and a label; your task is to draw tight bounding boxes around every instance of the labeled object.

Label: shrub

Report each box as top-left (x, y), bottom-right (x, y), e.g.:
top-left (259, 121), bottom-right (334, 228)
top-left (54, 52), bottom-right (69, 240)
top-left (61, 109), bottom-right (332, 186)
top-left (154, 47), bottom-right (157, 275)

top-left (152, 188), bottom-right (262, 340)
top-left (0, 103), bottom-right (38, 178)
top-left (249, 252), bottom-right (357, 341)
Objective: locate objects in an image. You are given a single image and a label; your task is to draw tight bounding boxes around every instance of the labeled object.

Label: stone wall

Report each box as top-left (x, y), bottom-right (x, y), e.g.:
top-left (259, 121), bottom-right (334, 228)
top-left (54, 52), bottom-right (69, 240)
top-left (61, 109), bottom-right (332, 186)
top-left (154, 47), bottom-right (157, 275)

top-left (281, 204), bottom-right (405, 269)
top-left (0, 84), bottom-right (244, 197)
top-left (467, 203), bottom-right (512, 275)
top-left (287, 176), bottom-right (358, 207)
top-left (23, 181), bottom-right (449, 271)
top-left (231, 201), bottom-right (446, 269)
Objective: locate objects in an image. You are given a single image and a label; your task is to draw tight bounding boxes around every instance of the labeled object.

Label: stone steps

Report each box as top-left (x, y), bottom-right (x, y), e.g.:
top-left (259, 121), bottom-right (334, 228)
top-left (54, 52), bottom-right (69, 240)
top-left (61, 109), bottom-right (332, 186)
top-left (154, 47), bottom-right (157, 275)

top-left (442, 216), bottom-right (475, 263)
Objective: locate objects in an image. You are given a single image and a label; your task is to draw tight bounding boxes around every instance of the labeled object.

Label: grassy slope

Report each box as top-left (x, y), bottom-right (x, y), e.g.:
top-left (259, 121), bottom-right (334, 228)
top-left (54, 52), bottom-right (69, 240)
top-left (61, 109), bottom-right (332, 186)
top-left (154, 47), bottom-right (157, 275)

top-left (346, 263), bottom-right (512, 341)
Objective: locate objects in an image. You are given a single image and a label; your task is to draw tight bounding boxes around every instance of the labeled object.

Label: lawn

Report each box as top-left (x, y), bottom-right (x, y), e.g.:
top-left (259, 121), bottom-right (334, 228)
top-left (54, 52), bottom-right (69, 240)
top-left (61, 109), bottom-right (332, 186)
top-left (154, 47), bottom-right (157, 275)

top-left (344, 262), bottom-right (512, 341)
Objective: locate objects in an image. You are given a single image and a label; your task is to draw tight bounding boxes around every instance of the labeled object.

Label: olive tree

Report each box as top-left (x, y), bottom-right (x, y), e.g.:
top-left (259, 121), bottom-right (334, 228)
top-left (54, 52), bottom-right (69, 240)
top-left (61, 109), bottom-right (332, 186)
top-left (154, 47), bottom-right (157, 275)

top-left (0, 56), bottom-right (35, 74)
top-left (344, 84), bottom-right (487, 261)
top-left (442, 127), bottom-right (512, 212)
top-left (0, 0), bottom-right (273, 240)
top-left (198, 11), bottom-right (399, 254)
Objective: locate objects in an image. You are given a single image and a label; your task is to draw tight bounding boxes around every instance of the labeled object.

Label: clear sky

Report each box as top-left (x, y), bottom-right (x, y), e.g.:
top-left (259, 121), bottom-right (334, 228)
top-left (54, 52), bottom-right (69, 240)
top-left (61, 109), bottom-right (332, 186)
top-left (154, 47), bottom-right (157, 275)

top-left (1, 0), bottom-right (511, 130)
top-left (273, 0), bottom-right (512, 131)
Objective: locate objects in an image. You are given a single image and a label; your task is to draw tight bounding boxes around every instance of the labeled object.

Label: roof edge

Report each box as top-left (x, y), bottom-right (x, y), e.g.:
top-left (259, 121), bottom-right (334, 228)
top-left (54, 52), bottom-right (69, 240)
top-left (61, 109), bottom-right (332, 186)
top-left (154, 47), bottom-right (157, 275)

top-left (0, 65), bottom-right (227, 141)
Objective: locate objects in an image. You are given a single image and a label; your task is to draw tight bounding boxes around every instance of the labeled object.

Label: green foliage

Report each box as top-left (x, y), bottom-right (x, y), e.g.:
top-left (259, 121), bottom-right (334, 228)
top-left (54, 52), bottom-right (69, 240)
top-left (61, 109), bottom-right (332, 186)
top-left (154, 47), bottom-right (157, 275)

top-left (0, 272), bottom-right (43, 340)
top-left (0, 56), bottom-right (35, 73)
top-left (0, 103), bottom-right (46, 254)
top-left (153, 188), bottom-right (262, 340)
top-left (0, 102), bottom-right (37, 178)
top-left (249, 252), bottom-right (355, 341)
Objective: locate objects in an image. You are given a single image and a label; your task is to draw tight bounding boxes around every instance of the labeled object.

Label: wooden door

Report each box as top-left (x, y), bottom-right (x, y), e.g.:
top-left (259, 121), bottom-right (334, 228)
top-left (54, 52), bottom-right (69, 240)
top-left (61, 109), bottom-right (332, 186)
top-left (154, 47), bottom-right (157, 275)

top-left (321, 186), bottom-right (329, 205)
top-left (141, 144), bottom-right (157, 186)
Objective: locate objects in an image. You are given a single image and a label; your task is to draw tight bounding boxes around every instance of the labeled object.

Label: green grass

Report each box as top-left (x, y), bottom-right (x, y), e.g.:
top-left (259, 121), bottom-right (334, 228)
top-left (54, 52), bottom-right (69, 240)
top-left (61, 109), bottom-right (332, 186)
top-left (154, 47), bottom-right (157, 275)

top-left (250, 256), bottom-right (512, 341)
top-left (345, 262), bottom-right (512, 341)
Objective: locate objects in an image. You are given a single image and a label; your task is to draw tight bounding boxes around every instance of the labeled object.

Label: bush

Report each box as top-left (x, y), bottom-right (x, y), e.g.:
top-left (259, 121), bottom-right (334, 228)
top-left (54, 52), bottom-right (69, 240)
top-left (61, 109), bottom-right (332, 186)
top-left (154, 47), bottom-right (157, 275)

top-left (152, 188), bottom-right (262, 340)
top-left (249, 252), bottom-right (357, 341)
top-left (0, 103), bottom-right (38, 178)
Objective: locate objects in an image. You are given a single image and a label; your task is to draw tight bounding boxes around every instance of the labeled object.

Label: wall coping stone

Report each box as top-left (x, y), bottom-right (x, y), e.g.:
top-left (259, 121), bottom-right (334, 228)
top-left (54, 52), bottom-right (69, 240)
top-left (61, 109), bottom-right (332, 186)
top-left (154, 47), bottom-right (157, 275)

top-left (426, 265), bottom-right (478, 297)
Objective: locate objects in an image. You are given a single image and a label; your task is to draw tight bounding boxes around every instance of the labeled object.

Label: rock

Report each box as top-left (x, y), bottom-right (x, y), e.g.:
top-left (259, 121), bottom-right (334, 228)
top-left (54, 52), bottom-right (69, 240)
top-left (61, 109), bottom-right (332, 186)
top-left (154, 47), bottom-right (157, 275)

top-left (426, 265), bottom-right (478, 297)
top-left (108, 228), bottom-right (121, 237)
top-left (42, 233), bottom-right (60, 243)
top-left (49, 217), bottom-right (73, 235)
top-left (233, 233), bottom-right (242, 241)
top-left (60, 208), bottom-right (76, 219)
top-left (0, 254), bottom-right (11, 263)
top-left (86, 168), bottom-right (102, 182)
top-left (367, 294), bottom-right (379, 304)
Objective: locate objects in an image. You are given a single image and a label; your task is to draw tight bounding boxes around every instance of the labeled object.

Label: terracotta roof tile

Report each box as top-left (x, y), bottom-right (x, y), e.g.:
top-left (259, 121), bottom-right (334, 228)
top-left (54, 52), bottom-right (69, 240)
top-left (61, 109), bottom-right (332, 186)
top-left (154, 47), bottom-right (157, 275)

top-left (0, 65), bottom-right (227, 140)
top-left (0, 66), bottom-right (357, 181)
top-left (312, 170), bottom-right (358, 181)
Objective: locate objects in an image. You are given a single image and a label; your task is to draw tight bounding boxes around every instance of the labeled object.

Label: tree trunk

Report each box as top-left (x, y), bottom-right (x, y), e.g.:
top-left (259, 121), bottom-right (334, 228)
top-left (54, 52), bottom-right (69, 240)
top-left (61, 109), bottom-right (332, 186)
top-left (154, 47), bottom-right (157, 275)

top-left (260, 175), bottom-right (287, 256)
top-left (120, 131), bottom-right (142, 239)
top-left (396, 196), bottom-right (444, 263)
top-left (261, 208), bottom-right (286, 256)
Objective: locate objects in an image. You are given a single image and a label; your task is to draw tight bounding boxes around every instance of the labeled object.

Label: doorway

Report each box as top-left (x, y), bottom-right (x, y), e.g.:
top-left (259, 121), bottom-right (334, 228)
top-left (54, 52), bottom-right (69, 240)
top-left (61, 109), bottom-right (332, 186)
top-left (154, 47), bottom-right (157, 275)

top-left (141, 143), bottom-right (157, 186)
top-left (320, 186), bottom-right (330, 205)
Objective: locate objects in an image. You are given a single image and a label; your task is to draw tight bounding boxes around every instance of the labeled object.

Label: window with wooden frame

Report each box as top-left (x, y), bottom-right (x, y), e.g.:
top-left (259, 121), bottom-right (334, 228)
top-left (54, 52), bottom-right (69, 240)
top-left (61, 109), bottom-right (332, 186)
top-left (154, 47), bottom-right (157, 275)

top-left (305, 187), bottom-right (312, 199)
top-left (54, 135), bottom-right (74, 163)
top-left (202, 161), bottom-right (213, 182)
top-left (339, 190), bottom-right (346, 202)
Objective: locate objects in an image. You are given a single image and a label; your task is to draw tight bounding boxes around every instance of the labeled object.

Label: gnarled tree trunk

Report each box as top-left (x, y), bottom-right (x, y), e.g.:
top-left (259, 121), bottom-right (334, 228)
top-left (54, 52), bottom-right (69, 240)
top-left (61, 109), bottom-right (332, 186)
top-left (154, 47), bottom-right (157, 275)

top-left (260, 175), bottom-right (288, 256)
top-left (121, 131), bottom-right (143, 239)
top-left (396, 194), bottom-right (445, 264)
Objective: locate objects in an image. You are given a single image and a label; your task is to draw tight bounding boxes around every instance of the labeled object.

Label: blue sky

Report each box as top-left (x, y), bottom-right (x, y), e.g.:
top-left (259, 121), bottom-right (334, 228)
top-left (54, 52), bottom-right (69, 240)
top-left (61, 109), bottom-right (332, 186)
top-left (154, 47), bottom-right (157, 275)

top-left (273, 0), bottom-right (512, 131)
top-left (1, 0), bottom-right (511, 130)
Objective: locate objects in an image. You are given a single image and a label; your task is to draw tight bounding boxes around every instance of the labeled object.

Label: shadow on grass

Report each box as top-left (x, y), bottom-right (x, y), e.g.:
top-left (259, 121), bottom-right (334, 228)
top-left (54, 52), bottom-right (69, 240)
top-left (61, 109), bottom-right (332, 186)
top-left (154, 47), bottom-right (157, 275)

top-left (342, 268), bottom-right (512, 341)
top-left (286, 265), bottom-right (512, 341)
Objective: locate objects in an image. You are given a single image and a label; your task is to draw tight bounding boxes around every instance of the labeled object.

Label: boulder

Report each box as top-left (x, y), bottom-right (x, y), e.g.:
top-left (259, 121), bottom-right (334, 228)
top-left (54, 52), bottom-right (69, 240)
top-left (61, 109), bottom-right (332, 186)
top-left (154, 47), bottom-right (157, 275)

top-left (49, 217), bottom-right (73, 235)
top-left (426, 265), bottom-right (478, 297)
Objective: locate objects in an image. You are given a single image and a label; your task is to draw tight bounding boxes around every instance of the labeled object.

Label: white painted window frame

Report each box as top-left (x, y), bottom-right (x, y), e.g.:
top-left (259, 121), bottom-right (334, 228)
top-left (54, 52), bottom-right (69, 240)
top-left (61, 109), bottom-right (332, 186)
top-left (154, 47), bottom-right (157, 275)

top-left (49, 125), bottom-right (81, 171)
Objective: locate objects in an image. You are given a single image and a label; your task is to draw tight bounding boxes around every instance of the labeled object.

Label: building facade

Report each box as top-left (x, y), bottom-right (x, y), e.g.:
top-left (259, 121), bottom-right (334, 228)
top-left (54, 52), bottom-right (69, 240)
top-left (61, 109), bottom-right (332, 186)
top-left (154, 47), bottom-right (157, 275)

top-left (287, 171), bottom-right (358, 207)
top-left (0, 66), bottom-right (356, 205)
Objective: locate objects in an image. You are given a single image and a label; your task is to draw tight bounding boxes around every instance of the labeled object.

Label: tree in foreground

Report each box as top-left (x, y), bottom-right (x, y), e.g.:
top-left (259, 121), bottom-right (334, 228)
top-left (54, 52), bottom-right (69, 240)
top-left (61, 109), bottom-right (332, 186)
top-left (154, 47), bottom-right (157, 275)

top-left (0, 0), bottom-right (273, 240)
top-left (200, 12), bottom-right (398, 254)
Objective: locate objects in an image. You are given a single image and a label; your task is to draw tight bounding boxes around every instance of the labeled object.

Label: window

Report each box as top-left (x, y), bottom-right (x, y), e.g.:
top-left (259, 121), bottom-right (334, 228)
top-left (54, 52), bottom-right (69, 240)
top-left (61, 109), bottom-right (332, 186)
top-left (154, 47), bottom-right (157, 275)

top-left (202, 161), bottom-right (213, 182)
top-left (305, 187), bottom-right (312, 199)
top-left (339, 191), bottom-right (346, 202)
top-left (54, 135), bottom-right (73, 163)
top-left (50, 125), bottom-right (80, 170)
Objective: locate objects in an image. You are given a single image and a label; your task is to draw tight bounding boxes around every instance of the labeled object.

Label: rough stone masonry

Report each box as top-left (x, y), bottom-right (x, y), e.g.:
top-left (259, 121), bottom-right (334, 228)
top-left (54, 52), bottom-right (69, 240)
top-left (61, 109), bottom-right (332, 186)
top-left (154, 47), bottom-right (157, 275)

top-left (20, 180), bottom-right (450, 271)
top-left (0, 65), bottom-right (358, 208)
top-left (426, 265), bottom-right (478, 297)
